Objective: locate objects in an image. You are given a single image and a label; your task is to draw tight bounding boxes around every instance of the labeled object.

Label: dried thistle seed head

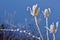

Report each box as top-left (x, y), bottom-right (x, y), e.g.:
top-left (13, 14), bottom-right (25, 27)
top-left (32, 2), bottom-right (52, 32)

top-left (44, 9), bottom-right (49, 18)
top-left (50, 24), bottom-right (56, 33)
top-left (50, 27), bottom-right (56, 33)
top-left (31, 4), bottom-right (39, 16)
top-left (42, 8), bottom-right (51, 18)
top-left (33, 8), bottom-right (39, 16)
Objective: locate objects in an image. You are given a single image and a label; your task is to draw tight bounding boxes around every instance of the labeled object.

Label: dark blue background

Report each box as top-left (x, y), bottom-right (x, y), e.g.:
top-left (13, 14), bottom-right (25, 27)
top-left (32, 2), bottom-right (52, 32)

top-left (0, 0), bottom-right (60, 40)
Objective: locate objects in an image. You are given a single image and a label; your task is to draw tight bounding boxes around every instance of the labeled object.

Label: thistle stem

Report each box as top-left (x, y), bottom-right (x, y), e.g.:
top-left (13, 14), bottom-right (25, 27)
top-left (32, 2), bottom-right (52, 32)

top-left (34, 16), bottom-right (43, 40)
top-left (53, 33), bottom-right (55, 40)
top-left (46, 18), bottom-right (49, 40)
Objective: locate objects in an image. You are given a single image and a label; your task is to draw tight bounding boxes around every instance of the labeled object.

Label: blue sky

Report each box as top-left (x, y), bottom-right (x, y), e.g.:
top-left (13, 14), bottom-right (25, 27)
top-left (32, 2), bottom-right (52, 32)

top-left (0, 0), bottom-right (60, 40)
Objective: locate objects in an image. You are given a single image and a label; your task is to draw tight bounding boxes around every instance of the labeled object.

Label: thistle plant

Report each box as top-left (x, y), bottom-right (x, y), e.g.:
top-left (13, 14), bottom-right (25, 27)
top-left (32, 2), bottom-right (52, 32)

top-left (27, 4), bottom-right (43, 40)
top-left (42, 8), bottom-right (51, 40)
top-left (45, 21), bottom-right (59, 40)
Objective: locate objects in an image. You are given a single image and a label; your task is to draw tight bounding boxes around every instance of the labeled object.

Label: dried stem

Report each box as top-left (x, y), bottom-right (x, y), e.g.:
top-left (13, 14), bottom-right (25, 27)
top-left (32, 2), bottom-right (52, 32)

top-left (53, 33), bottom-right (55, 40)
top-left (34, 16), bottom-right (43, 40)
top-left (46, 18), bottom-right (49, 40)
